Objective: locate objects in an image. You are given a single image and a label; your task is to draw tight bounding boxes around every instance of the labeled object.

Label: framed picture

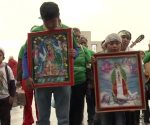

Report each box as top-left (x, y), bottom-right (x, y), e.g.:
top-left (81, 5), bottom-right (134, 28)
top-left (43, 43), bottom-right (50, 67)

top-left (93, 51), bottom-right (145, 112)
top-left (27, 28), bottom-right (74, 88)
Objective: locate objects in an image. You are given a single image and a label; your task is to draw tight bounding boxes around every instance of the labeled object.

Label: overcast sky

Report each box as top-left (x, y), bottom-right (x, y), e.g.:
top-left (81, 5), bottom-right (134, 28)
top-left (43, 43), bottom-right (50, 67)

top-left (0, 0), bottom-right (150, 61)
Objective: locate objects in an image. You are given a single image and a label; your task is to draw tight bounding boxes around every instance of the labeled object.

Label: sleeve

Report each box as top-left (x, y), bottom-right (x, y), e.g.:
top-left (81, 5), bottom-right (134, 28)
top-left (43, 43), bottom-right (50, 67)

top-left (17, 45), bottom-right (25, 81)
top-left (18, 45), bottom-right (25, 59)
top-left (22, 48), bottom-right (30, 79)
top-left (74, 47), bottom-right (80, 58)
top-left (144, 52), bottom-right (150, 64)
top-left (7, 66), bottom-right (15, 80)
top-left (72, 33), bottom-right (78, 49)
top-left (89, 50), bottom-right (95, 56)
top-left (83, 47), bottom-right (93, 63)
top-left (7, 66), bottom-right (16, 97)
top-left (16, 58), bottom-right (22, 81)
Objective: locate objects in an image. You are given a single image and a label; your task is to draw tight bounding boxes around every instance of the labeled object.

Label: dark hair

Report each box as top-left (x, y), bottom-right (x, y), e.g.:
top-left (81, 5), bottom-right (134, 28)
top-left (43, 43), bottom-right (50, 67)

top-left (80, 36), bottom-right (88, 42)
top-left (118, 30), bottom-right (132, 40)
top-left (73, 28), bottom-right (81, 33)
top-left (40, 2), bottom-right (60, 21)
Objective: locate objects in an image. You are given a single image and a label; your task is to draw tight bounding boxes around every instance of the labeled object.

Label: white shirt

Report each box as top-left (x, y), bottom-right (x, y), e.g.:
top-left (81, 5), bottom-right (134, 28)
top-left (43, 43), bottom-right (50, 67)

top-left (0, 62), bottom-right (15, 99)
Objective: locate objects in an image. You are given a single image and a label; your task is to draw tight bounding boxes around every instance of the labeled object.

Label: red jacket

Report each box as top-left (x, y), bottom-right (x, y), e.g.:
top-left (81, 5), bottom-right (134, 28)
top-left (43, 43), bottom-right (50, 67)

top-left (8, 58), bottom-right (18, 79)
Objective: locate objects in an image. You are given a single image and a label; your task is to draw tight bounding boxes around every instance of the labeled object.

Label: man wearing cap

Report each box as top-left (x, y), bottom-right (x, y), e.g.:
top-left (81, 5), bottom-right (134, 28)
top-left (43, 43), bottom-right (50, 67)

top-left (21, 2), bottom-right (78, 125)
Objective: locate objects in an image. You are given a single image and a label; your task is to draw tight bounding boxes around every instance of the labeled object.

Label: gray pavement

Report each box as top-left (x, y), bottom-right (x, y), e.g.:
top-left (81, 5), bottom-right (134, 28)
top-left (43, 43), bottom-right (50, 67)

top-left (10, 99), bottom-right (149, 125)
top-left (11, 99), bottom-right (87, 125)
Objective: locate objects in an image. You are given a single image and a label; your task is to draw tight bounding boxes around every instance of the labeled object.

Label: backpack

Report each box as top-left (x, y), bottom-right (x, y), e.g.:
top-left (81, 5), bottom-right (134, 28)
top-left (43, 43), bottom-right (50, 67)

top-left (5, 64), bottom-right (16, 97)
top-left (5, 64), bottom-right (26, 107)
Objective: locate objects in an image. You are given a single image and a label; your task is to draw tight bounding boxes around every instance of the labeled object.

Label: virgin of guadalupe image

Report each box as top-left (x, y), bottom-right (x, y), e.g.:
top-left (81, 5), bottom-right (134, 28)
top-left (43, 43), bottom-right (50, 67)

top-left (111, 63), bottom-right (129, 104)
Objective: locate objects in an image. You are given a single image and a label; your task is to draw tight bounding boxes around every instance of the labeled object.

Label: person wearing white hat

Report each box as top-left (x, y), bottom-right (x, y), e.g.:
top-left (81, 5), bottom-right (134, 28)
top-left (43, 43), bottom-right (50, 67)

top-left (103, 33), bottom-right (122, 52)
top-left (94, 33), bottom-right (126, 125)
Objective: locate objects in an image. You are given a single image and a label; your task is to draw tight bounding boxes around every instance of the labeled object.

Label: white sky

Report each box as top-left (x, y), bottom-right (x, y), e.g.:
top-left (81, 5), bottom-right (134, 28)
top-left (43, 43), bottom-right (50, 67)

top-left (0, 0), bottom-right (150, 61)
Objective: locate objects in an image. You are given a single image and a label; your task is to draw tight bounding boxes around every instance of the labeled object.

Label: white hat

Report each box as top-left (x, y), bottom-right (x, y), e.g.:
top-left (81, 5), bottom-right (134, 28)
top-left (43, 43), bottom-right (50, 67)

top-left (104, 33), bottom-right (122, 46)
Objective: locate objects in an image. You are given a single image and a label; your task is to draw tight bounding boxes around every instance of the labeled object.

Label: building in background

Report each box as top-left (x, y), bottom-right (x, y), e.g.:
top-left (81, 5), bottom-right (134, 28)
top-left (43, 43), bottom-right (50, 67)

top-left (81, 31), bottom-right (102, 52)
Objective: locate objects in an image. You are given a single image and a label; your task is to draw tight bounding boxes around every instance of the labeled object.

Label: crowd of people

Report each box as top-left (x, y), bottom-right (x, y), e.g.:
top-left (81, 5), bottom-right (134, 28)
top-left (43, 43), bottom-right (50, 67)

top-left (0, 1), bottom-right (150, 125)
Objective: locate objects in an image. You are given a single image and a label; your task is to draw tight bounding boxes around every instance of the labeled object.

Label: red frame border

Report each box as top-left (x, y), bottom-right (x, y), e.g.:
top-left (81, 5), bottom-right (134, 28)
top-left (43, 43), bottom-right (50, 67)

top-left (93, 51), bottom-right (145, 112)
top-left (27, 28), bottom-right (74, 88)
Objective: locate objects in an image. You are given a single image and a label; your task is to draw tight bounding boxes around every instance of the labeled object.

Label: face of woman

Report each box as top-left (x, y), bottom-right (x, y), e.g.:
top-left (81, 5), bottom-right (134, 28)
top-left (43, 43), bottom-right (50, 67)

top-left (106, 41), bottom-right (121, 52)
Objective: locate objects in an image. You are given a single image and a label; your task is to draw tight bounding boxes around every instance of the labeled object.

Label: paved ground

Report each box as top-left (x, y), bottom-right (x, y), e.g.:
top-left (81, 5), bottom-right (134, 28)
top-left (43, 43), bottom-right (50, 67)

top-left (11, 106), bottom-right (57, 125)
top-left (10, 99), bottom-right (149, 125)
top-left (11, 99), bottom-right (87, 125)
